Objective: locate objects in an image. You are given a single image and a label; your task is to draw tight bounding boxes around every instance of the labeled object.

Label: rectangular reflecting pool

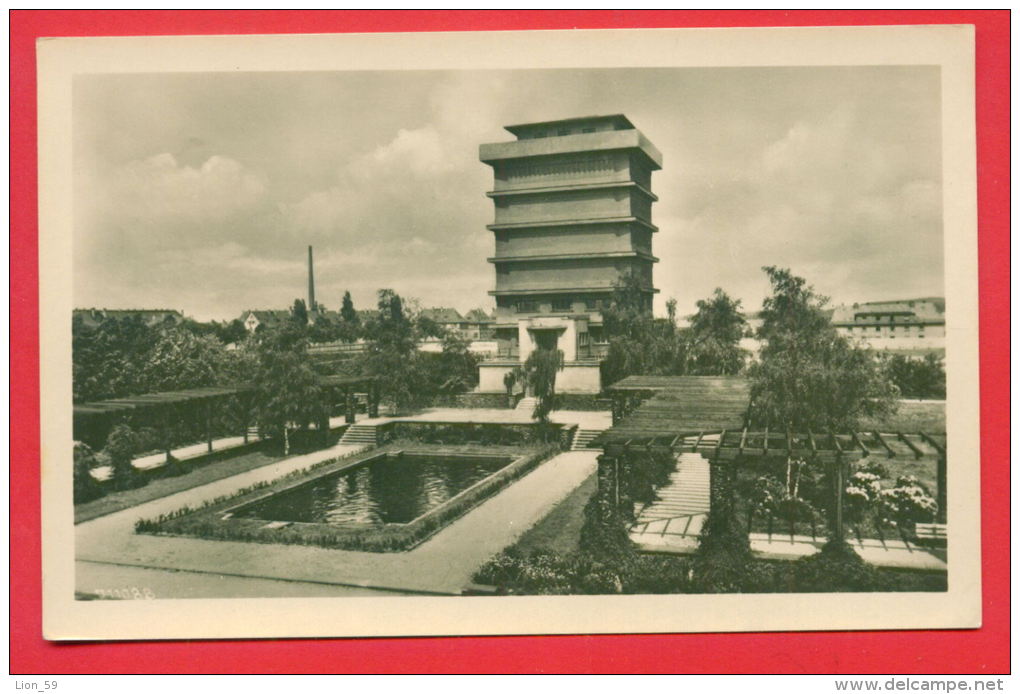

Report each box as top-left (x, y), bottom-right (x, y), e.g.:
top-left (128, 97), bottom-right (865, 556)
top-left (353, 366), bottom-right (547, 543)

top-left (231, 452), bottom-right (514, 525)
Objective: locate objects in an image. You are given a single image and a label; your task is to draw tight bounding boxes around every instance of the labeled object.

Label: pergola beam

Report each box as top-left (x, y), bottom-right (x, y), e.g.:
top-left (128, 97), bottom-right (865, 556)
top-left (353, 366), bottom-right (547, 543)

top-left (872, 431), bottom-right (895, 458)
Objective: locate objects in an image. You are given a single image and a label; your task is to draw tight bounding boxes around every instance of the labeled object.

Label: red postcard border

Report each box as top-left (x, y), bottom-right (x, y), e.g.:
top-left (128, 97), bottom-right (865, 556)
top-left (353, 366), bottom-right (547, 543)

top-left (9, 10), bottom-right (1010, 674)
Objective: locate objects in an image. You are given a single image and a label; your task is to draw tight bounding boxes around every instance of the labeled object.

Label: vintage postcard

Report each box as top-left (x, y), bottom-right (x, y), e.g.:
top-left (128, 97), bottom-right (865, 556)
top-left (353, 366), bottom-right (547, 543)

top-left (39, 25), bottom-right (979, 641)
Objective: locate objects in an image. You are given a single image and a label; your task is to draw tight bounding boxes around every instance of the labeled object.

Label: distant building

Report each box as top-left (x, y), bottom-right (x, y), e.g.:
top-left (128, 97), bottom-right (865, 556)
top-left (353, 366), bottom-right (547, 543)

top-left (420, 307), bottom-right (495, 341)
top-left (831, 298), bottom-right (945, 354)
top-left (738, 298), bottom-right (945, 357)
top-left (476, 114), bottom-right (662, 394)
top-left (73, 308), bottom-right (184, 329)
top-left (240, 309), bottom-right (292, 333)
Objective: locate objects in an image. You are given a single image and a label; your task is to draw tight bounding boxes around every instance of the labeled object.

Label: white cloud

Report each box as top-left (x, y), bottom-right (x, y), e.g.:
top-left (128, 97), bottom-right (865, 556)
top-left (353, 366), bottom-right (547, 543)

top-left (100, 153), bottom-right (267, 226)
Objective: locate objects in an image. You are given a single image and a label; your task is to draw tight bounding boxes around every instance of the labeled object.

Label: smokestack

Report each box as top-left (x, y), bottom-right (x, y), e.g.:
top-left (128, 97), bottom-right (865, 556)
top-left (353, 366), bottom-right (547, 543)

top-left (307, 245), bottom-right (316, 314)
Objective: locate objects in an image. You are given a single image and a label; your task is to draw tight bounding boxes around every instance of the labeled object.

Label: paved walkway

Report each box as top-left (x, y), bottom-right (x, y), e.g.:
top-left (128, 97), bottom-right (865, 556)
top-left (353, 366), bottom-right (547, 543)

top-left (633, 526), bottom-right (946, 571)
top-left (91, 435), bottom-right (253, 481)
top-left (330, 407), bottom-right (611, 430)
top-left (627, 450), bottom-right (946, 571)
top-left (76, 442), bottom-right (599, 597)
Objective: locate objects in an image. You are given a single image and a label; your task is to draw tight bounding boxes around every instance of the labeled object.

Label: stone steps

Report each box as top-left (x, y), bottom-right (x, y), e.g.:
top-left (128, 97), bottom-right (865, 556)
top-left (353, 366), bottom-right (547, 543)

top-left (340, 425), bottom-right (378, 446)
top-left (634, 451), bottom-right (711, 528)
top-left (570, 428), bottom-right (605, 451)
top-left (515, 397), bottom-right (539, 412)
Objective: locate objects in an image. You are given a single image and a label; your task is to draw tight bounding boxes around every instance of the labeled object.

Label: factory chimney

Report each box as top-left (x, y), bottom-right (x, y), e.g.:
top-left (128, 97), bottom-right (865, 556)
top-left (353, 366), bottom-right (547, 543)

top-left (307, 245), bottom-right (316, 315)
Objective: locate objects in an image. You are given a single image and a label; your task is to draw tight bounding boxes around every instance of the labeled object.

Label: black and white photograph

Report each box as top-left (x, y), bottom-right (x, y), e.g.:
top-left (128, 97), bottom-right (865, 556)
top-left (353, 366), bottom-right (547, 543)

top-left (39, 25), bottom-right (980, 640)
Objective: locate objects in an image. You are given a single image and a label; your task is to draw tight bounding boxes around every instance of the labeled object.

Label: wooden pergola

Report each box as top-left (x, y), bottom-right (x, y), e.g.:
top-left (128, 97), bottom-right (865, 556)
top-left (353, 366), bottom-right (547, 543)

top-left (73, 375), bottom-right (380, 456)
top-left (318, 374), bottom-right (380, 423)
top-left (72, 385), bottom-right (256, 456)
top-left (594, 376), bottom-right (948, 540)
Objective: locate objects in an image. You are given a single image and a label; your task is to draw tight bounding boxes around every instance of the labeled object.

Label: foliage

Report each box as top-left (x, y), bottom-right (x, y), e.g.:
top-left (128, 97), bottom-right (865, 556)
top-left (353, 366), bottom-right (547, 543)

top-left (522, 348), bottom-right (564, 422)
top-left (290, 298), bottom-right (309, 326)
top-left (883, 353), bottom-right (946, 400)
top-left (686, 288), bottom-right (749, 375)
top-left (428, 332), bottom-right (480, 394)
top-left (72, 314), bottom-right (253, 403)
top-left (137, 329), bottom-right (234, 393)
top-left (749, 267), bottom-right (899, 431)
top-left (104, 424), bottom-right (141, 490)
top-left (792, 539), bottom-right (881, 592)
top-left (600, 277), bottom-right (748, 385)
top-left (876, 475), bottom-right (938, 530)
top-left (578, 493), bottom-right (635, 562)
top-left (252, 323), bottom-right (327, 454)
top-left (336, 290), bottom-right (362, 343)
top-left (626, 448), bottom-right (676, 505)
top-left (73, 442), bottom-right (104, 503)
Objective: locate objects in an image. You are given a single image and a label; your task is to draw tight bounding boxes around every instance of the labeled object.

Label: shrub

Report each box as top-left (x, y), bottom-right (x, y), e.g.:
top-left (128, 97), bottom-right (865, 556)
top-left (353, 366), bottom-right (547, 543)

top-left (73, 441), bottom-right (104, 504)
top-left (627, 448), bottom-right (675, 505)
top-left (877, 475), bottom-right (938, 531)
top-left (792, 539), bottom-right (881, 592)
top-left (104, 424), bottom-right (143, 491)
top-left (578, 492), bottom-right (634, 561)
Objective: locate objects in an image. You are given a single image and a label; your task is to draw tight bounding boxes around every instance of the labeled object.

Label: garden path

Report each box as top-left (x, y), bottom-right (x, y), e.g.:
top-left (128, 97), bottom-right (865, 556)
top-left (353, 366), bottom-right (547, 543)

top-left (76, 445), bottom-right (598, 597)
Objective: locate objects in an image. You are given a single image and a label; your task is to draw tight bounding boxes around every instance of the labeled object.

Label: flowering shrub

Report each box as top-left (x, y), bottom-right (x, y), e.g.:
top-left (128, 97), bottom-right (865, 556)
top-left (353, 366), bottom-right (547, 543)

top-left (745, 475), bottom-right (783, 512)
top-left (845, 470), bottom-right (883, 522)
top-left (878, 475), bottom-right (938, 529)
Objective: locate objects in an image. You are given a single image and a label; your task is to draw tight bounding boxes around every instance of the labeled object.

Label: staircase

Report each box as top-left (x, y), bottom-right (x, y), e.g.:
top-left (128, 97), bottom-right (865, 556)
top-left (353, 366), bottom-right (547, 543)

top-left (635, 452), bottom-right (711, 521)
top-left (339, 424), bottom-right (379, 446)
top-left (515, 396), bottom-right (538, 413)
top-left (570, 428), bottom-right (605, 451)
top-left (627, 452), bottom-right (712, 550)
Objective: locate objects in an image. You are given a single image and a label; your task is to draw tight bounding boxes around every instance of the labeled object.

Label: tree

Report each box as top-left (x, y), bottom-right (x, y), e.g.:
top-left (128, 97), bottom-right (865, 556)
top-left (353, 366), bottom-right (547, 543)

top-left (359, 289), bottom-right (431, 414)
top-left (104, 424), bottom-right (140, 490)
top-left (138, 328), bottom-right (232, 393)
top-left (666, 297), bottom-right (678, 327)
top-left (340, 291), bottom-right (358, 324)
top-left (73, 441), bottom-right (104, 503)
top-left (686, 288), bottom-right (748, 375)
top-left (430, 331), bottom-right (480, 394)
top-left (883, 352), bottom-right (946, 399)
top-left (523, 348), bottom-right (564, 423)
top-left (291, 298), bottom-right (309, 326)
top-left (748, 267), bottom-right (898, 431)
top-left (217, 319), bottom-right (249, 345)
top-left (72, 314), bottom-right (155, 402)
top-left (253, 323), bottom-right (327, 454)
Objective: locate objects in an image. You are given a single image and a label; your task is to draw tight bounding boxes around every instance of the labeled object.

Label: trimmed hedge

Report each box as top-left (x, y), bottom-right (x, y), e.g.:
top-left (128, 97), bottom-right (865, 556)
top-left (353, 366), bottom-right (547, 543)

top-left (136, 443), bottom-right (561, 553)
top-left (377, 421), bottom-right (565, 448)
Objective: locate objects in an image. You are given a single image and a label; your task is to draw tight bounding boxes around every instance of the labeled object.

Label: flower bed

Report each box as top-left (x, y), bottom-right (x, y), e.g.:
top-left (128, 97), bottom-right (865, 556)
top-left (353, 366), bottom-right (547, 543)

top-left (136, 442), bottom-right (560, 553)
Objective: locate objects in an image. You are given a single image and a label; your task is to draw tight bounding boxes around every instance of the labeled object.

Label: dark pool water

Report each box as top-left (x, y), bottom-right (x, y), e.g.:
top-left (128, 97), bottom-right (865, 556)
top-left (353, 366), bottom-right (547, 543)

top-left (232, 453), bottom-right (514, 525)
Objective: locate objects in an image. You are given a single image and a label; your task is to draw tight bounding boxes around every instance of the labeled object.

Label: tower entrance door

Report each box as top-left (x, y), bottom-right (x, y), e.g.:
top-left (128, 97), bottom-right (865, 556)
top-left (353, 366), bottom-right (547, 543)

top-left (531, 329), bottom-right (560, 352)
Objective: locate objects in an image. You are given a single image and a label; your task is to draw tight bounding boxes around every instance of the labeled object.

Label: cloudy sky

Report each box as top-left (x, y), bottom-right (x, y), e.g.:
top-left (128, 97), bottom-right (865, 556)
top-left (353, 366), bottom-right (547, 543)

top-left (74, 66), bottom-right (943, 322)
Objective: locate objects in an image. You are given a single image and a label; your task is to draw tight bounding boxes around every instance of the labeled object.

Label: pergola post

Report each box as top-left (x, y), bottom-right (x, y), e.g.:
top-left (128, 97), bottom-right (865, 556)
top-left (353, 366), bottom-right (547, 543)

top-left (163, 403), bottom-right (174, 463)
top-left (596, 451), bottom-right (622, 521)
top-left (241, 393), bottom-right (249, 444)
top-left (205, 399), bottom-right (213, 453)
top-left (936, 453), bottom-right (947, 523)
top-left (345, 388), bottom-right (356, 424)
top-left (828, 455), bottom-right (847, 544)
top-left (368, 380), bottom-right (379, 418)
top-left (618, 450), bottom-right (635, 522)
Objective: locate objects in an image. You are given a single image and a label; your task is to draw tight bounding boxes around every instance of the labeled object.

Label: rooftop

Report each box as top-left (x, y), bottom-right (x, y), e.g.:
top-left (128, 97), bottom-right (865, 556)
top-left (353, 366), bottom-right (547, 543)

top-left (596, 376), bottom-right (752, 445)
top-left (504, 114), bottom-right (635, 137)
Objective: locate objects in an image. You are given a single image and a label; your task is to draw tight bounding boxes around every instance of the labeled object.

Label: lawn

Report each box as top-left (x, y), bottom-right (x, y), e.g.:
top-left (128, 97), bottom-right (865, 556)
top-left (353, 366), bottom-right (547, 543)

top-left (509, 472), bottom-right (595, 556)
top-left (75, 447), bottom-right (288, 524)
top-left (860, 399), bottom-right (946, 433)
